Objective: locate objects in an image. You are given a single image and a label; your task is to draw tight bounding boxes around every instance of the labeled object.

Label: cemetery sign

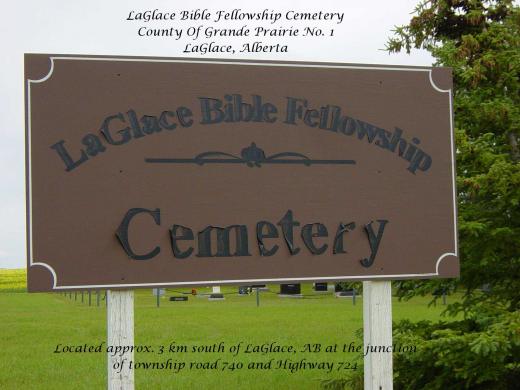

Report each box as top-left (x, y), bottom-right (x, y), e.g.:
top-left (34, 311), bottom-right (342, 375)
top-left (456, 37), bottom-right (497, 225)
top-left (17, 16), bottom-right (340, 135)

top-left (25, 54), bottom-right (459, 292)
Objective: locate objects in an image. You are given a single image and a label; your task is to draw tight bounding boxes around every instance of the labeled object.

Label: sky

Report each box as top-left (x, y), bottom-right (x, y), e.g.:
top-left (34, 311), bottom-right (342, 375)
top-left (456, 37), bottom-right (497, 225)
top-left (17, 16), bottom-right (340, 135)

top-left (0, 0), bottom-right (434, 269)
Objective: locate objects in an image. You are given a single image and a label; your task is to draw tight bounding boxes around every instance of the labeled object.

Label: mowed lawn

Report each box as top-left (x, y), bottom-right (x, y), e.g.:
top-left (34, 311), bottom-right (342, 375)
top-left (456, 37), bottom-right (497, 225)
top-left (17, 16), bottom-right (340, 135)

top-left (0, 269), bottom-right (453, 389)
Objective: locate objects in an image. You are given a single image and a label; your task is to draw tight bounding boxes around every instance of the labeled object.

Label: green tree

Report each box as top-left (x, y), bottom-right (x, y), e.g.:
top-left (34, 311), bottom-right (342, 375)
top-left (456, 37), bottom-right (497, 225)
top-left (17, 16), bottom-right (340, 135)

top-left (385, 1), bottom-right (520, 388)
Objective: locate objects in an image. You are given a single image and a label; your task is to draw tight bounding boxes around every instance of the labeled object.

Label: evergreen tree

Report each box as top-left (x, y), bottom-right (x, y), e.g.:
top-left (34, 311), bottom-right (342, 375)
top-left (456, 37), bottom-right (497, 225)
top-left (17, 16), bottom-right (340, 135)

top-left (385, 1), bottom-right (520, 388)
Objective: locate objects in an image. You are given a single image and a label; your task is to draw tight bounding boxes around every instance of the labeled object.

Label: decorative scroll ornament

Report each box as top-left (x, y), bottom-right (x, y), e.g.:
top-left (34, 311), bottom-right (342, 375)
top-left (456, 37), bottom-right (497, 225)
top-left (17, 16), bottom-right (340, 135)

top-left (145, 142), bottom-right (356, 167)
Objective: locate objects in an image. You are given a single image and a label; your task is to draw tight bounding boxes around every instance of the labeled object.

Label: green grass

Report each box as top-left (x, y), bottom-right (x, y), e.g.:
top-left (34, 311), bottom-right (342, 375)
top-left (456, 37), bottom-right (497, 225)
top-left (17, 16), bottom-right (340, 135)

top-left (0, 270), bottom-right (454, 389)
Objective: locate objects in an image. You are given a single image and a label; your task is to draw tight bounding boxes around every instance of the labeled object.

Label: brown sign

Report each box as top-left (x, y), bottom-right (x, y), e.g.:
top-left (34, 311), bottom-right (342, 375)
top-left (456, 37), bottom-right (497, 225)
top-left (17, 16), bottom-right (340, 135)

top-left (25, 54), bottom-right (459, 292)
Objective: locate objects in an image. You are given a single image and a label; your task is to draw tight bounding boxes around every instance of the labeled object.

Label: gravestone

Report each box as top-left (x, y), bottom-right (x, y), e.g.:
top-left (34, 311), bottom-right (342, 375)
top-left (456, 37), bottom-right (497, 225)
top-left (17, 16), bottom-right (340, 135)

top-left (279, 283), bottom-right (301, 296)
top-left (169, 296), bottom-right (188, 302)
top-left (336, 289), bottom-right (356, 298)
top-left (314, 283), bottom-right (328, 292)
top-left (208, 293), bottom-right (225, 301)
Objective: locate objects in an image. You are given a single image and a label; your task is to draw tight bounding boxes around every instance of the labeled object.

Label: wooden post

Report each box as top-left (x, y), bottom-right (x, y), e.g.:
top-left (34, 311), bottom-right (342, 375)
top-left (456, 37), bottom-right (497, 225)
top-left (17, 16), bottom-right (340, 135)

top-left (256, 287), bottom-right (260, 307)
top-left (107, 290), bottom-right (134, 390)
top-left (363, 281), bottom-right (393, 390)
